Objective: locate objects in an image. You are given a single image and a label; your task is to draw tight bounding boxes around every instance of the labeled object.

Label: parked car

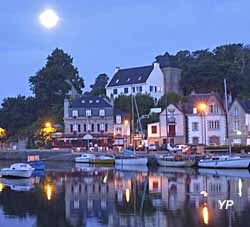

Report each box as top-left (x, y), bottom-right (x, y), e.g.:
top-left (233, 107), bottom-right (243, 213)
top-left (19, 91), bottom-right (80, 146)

top-left (148, 144), bottom-right (158, 151)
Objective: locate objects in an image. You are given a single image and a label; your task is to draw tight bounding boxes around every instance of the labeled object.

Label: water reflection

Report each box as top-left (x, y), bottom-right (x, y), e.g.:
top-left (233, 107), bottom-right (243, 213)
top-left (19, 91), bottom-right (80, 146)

top-left (0, 164), bottom-right (249, 227)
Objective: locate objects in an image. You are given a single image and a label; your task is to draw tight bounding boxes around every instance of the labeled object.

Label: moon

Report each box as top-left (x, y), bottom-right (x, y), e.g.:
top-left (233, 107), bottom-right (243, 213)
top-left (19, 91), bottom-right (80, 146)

top-left (39, 9), bottom-right (59, 29)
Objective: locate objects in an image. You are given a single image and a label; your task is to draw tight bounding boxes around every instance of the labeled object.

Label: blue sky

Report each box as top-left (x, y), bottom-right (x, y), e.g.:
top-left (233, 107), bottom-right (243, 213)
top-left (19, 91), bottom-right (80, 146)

top-left (1, 0), bottom-right (250, 102)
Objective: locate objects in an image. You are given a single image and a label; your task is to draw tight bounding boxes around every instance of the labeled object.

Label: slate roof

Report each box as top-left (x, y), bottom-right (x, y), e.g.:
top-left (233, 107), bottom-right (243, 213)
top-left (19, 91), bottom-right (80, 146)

top-left (238, 99), bottom-right (250, 113)
top-left (70, 96), bottom-right (112, 108)
top-left (185, 92), bottom-right (225, 114)
top-left (107, 65), bottom-right (153, 87)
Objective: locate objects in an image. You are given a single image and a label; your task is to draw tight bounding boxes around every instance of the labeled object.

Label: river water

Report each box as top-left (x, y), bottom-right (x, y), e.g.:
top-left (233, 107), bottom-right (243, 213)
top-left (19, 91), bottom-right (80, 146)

top-left (0, 161), bottom-right (249, 227)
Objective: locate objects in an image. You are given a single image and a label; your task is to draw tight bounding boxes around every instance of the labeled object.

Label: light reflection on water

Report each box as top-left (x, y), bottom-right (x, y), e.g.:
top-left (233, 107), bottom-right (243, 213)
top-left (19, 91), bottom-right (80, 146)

top-left (0, 162), bottom-right (249, 227)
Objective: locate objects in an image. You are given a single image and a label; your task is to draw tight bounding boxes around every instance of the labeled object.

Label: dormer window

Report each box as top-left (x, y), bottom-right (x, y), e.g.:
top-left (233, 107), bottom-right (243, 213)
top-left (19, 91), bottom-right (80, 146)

top-left (86, 109), bottom-right (91, 116)
top-left (81, 100), bottom-right (85, 103)
top-left (99, 109), bottom-right (105, 116)
top-left (138, 76), bottom-right (142, 81)
top-left (72, 110), bottom-right (78, 117)
top-left (127, 78), bottom-right (130, 82)
top-left (116, 79), bottom-right (120, 84)
top-left (96, 99), bottom-right (100, 103)
top-left (89, 100), bottom-right (93, 104)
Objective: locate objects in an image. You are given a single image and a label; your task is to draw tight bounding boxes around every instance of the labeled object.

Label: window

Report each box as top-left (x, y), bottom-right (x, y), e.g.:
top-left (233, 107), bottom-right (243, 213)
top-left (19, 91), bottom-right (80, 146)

top-left (81, 100), bottom-right (85, 104)
top-left (150, 86), bottom-right (153, 92)
top-left (209, 104), bottom-right (219, 114)
top-left (151, 125), bottom-right (157, 134)
top-left (234, 107), bottom-right (239, 117)
top-left (84, 124), bottom-right (86, 132)
top-left (116, 115), bottom-right (121, 124)
top-left (136, 86), bottom-right (142, 93)
top-left (116, 127), bottom-right (122, 134)
top-left (113, 88), bottom-right (118, 95)
top-left (91, 124), bottom-right (94, 132)
top-left (100, 123), bottom-right (105, 131)
top-left (233, 120), bottom-right (240, 131)
top-left (105, 124), bottom-right (108, 132)
top-left (73, 124), bottom-right (77, 132)
top-left (70, 124), bottom-right (73, 132)
top-left (87, 124), bottom-right (91, 131)
top-left (97, 124), bottom-right (100, 131)
top-left (99, 109), bottom-right (105, 116)
top-left (154, 86), bottom-right (157, 92)
top-left (89, 100), bottom-right (93, 104)
top-left (72, 110), bottom-right (78, 117)
top-left (208, 121), bottom-right (220, 130)
top-left (124, 87), bottom-right (129, 94)
top-left (192, 122), bottom-right (199, 131)
top-left (78, 124), bottom-right (81, 132)
top-left (132, 87), bottom-right (135, 93)
top-left (86, 109), bottom-right (91, 116)
top-left (209, 136), bottom-right (220, 145)
top-left (96, 99), bottom-right (100, 103)
top-left (193, 107), bottom-right (197, 114)
top-left (192, 137), bottom-right (199, 145)
top-left (168, 125), bottom-right (176, 137)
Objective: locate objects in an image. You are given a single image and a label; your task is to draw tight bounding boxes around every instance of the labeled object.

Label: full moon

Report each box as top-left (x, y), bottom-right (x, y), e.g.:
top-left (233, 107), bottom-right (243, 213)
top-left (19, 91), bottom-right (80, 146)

top-left (39, 9), bottom-right (59, 29)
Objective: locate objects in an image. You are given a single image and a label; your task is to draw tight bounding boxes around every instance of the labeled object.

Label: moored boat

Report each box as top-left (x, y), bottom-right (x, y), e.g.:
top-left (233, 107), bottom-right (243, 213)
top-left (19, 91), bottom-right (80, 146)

top-left (115, 156), bottom-right (148, 166)
top-left (75, 153), bottom-right (95, 163)
top-left (157, 155), bottom-right (196, 167)
top-left (89, 155), bottom-right (115, 164)
top-left (198, 155), bottom-right (250, 169)
top-left (0, 163), bottom-right (34, 178)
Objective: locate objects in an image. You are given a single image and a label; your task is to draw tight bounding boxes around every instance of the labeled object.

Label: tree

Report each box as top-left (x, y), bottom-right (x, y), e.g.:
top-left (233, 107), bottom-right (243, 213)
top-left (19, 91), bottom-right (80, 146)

top-left (29, 48), bottom-right (84, 120)
top-left (90, 73), bottom-right (109, 96)
top-left (157, 92), bottom-right (184, 109)
top-left (0, 96), bottom-right (38, 139)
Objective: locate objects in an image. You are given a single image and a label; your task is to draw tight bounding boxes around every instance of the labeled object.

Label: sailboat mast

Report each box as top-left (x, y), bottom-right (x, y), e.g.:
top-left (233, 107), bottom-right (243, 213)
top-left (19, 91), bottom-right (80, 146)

top-left (224, 78), bottom-right (232, 155)
top-left (131, 85), bottom-right (135, 151)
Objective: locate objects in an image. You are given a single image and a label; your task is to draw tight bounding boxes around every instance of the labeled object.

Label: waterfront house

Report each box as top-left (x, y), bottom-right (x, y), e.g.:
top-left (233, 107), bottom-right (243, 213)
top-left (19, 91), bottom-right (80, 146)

top-left (160, 104), bottom-right (186, 145)
top-left (63, 96), bottom-right (114, 149)
top-left (186, 92), bottom-right (227, 146)
top-left (228, 99), bottom-right (250, 145)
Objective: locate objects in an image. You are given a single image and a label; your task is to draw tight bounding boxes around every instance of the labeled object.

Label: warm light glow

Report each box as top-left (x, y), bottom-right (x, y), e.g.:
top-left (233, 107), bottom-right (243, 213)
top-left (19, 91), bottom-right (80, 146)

top-left (238, 179), bottom-right (242, 197)
top-left (200, 191), bottom-right (208, 197)
top-left (39, 9), bottom-right (59, 29)
top-left (0, 183), bottom-right (4, 192)
top-left (125, 189), bottom-right (130, 203)
top-left (124, 120), bottom-right (129, 125)
top-left (197, 102), bottom-right (207, 113)
top-left (46, 184), bottom-right (53, 200)
top-left (0, 128), bottom-right (6, 138)
top-left (103, 174), bottom-right (108, 184)
top-left (45, 122), bottom-right (52, 128)
top-left (202, 205), bottom-right (209, 225)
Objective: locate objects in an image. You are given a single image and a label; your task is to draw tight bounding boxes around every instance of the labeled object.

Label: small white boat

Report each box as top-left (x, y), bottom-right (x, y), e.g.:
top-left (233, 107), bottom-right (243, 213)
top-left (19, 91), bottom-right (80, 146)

top-left (157, 155), bottom-right (196, 167)
top-left (198, 155), bottom-right (250, 169)
top-left (75, 153), bottom-right (95, 163)
top-left (0, 163), bottom-right (34, 178)
top-left (115, 156), bottom-right (148, 166)
top-left (0, 178), bottom-right (34, 191)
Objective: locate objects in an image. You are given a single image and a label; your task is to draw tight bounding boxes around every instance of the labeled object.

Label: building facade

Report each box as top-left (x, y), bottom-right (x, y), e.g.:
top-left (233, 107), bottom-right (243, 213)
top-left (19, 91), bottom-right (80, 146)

top-left (186, 92), bottom-right (227, 146)
top-left (228, 99), bottom-right (250, 145)
top-left (63, 96), bottom-right (114, 148)
top-left (160, 104), bottom-right (186, 145)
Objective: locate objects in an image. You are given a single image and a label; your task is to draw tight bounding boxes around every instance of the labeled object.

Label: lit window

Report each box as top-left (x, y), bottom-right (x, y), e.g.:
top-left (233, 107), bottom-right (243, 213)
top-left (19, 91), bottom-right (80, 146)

top-left (86, 109), bottom-right (91, 116)
top-left (151, 126), bottom-right (157, 134)
top-left (96, 99), bottom-right (100, 103)
top-left (81, 100), bottom-right (85, 103)
top-left (116, 115), bottom-right (121, 124)
top-left (72, 110), bottom-right (78, 117)
top-left (89, 100), bottom-right (93, 103)
top-left (99, 109), bottom-right (105, 116)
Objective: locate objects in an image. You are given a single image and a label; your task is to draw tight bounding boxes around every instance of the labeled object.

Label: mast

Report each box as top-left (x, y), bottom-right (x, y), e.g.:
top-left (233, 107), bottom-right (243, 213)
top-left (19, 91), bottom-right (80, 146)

top-left (224, 78), bottom-right (232, 155)
top-left (131, 85), bottom-right (135, 151)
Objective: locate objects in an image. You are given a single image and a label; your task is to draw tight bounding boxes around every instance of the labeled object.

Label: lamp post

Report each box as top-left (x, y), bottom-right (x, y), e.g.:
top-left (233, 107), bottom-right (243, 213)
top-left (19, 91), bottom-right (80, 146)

top-left (197, 103), bottom-right (207, 145)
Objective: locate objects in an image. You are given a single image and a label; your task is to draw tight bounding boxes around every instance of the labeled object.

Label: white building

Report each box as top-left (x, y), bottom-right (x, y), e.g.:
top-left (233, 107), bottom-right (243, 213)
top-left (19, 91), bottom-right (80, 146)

top-left (160, 104), bottom-right (186, 145)
top-left (186, 92), bottom-right (227, 146)
top-left (106, 62), bottom-right (164, 102)
top-left (147, 122), bottom-right (160, 145)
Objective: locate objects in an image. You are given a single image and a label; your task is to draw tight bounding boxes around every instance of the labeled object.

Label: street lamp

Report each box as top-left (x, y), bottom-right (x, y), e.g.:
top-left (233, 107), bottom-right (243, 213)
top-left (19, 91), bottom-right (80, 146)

top-left (45, 122), bottom-right (52, 128)
top-left (197, 102), bottom-right (207, 145)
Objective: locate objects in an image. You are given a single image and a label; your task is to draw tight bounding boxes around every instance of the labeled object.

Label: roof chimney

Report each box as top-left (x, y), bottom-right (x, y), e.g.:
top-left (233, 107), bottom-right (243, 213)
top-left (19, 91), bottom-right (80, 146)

top-left (153, 61), bottom-right (160, 69)
top-left (114, 66), bottom-right (120, 74)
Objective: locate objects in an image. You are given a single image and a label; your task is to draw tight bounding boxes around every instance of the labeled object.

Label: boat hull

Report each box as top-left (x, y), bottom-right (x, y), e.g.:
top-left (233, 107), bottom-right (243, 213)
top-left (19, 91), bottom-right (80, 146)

top-left (75, 158), bottom-right (92, 163)
top-left (115, 158), bottom-right (148, 166)
top-left (0, 169), bottom-right (33, 178)
top-left (89, 159), bottom-right (114, 165)
top-left (198, 158), bottom-right (250, 169)
top-left (157, 159), bottom-right (196, 167)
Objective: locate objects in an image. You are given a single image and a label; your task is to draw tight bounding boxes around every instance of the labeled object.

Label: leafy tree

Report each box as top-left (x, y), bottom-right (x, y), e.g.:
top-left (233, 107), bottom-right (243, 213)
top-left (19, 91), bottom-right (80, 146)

top-left (157, 92), bottom-right (183, 109)
top-left (90, 73), bottom-right (109, 96)
top-left (0, 96), bottom-right (38, 139)
top-left (29, 48), bottom-right (84, 120)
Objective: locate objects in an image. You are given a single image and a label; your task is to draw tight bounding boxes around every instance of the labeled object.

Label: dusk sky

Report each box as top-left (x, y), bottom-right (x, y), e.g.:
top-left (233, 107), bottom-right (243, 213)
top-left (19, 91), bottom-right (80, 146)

top-left (1, 0), bottom-right (250, 102)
